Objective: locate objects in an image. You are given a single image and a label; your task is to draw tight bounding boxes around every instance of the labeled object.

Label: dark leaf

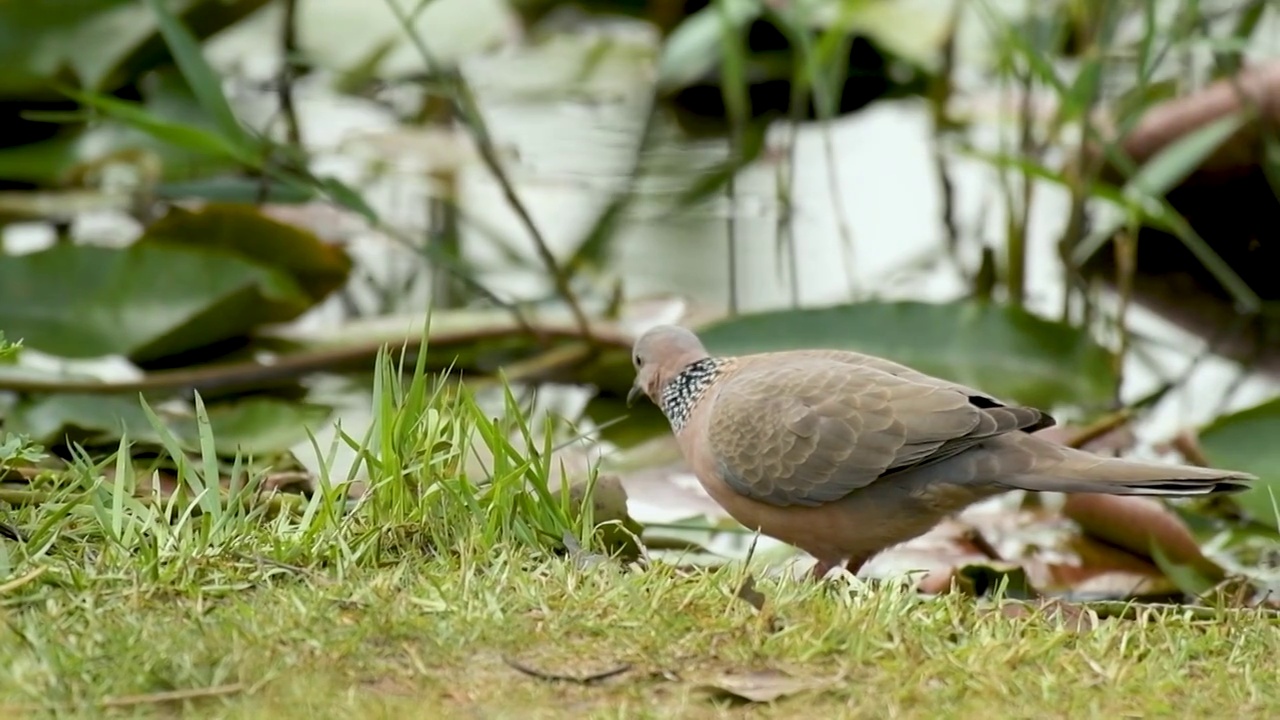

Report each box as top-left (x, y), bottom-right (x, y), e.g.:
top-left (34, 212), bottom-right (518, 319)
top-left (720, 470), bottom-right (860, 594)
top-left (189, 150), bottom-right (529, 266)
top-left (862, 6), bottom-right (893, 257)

top-left (0, 68), bottom-right (244, 188)
top-left (734, 573), bottom-right (767, 611)
top-left (141, 204), bottom-right (353, 302)
top-left (952, 562), bottom-right (1039, 600)
top-left (0, 243), bottom-right (312, 361)
top-left (143, 0), bottom-right (256, 153)
top-left (0, 0), bottom-right (272, 97)
top-left (62, 86), bottom-right (254, 165)
top-left (7, 394), bottom-right (332, 457)
top-left (1149, 542), bottom-right (1219, 599)
top-left (1198, 398), bottom-right (1280, 530)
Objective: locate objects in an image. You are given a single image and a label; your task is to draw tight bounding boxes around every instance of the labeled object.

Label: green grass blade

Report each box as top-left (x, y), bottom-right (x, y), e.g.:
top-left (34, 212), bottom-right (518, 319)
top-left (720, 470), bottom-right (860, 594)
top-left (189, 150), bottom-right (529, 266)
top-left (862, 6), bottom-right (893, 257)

top-left (1125, 113), bottom-right (1246, 198)
top-left (191, 392), bottom-right (225, 520)
top-left (715, 0), bottom-right (751, 127)
top-left (60, 86), bottom-right (254, 165)
top-left (143, 0), bottom-right (255, 154)
top-left (138, 394), bottom-right (218, 522)
top-left (110, 432), bottom-right (132, 543)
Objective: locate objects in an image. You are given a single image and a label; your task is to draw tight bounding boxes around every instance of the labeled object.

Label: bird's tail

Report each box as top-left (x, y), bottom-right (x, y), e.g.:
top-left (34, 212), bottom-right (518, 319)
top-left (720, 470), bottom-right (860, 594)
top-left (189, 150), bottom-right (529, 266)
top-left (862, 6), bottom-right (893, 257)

top-left (995, 434), bottom-right (1255, 497)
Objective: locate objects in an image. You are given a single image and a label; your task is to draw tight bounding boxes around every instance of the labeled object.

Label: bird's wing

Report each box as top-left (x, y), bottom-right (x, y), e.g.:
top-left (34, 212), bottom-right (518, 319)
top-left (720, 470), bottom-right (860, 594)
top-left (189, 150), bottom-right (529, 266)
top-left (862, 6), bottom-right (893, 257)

top-left (702, 356), bottom-right (1047, 507)
top-left (786, 348), bottom-right (1056, 433)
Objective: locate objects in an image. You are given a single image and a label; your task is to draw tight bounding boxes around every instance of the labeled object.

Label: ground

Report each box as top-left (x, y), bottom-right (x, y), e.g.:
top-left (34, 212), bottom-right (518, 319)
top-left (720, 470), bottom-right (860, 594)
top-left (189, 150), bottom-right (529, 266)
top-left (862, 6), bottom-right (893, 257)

top-left (1, 359), bottom-right (1275, 718)
top-left (3, 551), bottom-right (1277, 719)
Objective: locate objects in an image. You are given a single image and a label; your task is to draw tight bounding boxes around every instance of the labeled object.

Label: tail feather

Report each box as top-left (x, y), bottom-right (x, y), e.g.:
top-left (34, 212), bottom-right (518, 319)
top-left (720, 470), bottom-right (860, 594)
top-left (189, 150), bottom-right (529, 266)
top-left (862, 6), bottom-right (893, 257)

top-left (998, 437), bottom-right (1255, 497)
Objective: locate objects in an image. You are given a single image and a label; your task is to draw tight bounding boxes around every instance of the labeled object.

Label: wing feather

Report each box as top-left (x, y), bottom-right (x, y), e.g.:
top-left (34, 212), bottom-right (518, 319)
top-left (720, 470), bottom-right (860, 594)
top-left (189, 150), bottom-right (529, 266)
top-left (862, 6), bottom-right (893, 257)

top-left (705, 356), bottom-right (1048, 507)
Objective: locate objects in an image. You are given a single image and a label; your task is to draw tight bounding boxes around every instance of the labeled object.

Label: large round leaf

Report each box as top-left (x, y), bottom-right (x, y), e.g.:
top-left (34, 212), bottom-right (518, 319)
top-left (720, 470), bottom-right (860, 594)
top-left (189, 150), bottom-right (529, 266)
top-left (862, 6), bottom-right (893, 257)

top-left (0, 0), bottom-right (273, 98)
top-left (0, 243), bottom-right (312, 362)
top-left (694, 301), bottom-right (1118, 411)
top-left (140, 204), bottom-right (353, 302)
top-left (1198, 399), bottom-right (1280, 530)
top-left (7, 393), bottom-right (333, 457)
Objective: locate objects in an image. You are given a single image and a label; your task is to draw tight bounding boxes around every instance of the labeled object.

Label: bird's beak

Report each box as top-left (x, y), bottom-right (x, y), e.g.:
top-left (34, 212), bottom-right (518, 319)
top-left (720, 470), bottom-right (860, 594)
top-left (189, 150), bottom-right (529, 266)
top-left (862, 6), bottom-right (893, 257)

top-left (626, 384), bottom-right (643, 407)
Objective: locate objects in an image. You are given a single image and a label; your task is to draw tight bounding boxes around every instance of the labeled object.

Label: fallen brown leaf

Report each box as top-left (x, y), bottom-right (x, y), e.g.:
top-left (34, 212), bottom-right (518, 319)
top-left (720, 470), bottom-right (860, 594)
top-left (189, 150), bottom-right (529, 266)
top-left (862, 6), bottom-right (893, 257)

top-left (1023, 534), bottom-right (1179, 600)
top-left (891, 500), bottom-right (1191, 601)
top-left (1062, 494), bottom-right (1224, 582)
top-left (696, 669), bottom-right (839, 704)
top-left (870, 515), bottom-right (1004, 591)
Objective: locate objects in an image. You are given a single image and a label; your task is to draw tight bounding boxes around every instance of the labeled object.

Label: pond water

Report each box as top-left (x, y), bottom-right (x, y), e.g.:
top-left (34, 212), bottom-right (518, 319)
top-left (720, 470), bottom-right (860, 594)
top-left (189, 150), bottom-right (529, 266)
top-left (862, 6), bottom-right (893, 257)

top-left (231, 4), bottom-right (1279, 407)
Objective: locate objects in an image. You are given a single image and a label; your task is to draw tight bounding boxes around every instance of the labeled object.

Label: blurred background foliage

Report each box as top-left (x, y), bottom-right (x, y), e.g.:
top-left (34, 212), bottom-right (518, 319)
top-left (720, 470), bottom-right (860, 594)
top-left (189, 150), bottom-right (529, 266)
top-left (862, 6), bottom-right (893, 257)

top-left (0, 0), bottom-right (1278, 600)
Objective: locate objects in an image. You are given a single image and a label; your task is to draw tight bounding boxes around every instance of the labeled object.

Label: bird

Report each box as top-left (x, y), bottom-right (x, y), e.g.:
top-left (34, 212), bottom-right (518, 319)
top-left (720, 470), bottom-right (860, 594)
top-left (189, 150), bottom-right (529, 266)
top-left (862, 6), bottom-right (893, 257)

top-left (626, 324), bottom-right (1256, 581)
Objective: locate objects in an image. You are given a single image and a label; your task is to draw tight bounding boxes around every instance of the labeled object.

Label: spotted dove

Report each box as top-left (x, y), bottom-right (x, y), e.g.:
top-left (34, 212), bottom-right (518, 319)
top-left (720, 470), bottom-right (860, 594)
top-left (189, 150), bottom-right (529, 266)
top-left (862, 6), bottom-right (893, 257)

top-left (627, 324), bottom-right (1255, 580)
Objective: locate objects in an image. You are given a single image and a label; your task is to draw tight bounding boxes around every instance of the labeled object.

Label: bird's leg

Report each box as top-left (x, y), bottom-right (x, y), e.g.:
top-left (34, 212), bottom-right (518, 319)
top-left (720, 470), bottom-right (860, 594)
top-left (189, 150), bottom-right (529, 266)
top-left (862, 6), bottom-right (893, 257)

top-left (810, 558), bottom-right (837, 581)
top-left (844, 555), bottom-right (870, 576)
top-left (811, 555), bottom-right (871, 582)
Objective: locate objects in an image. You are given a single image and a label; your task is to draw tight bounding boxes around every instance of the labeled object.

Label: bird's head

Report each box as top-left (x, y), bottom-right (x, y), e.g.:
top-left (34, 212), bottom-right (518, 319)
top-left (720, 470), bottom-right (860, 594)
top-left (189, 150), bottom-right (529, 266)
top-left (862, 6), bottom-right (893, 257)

top-left (627, 324), bottom-right (710, 407)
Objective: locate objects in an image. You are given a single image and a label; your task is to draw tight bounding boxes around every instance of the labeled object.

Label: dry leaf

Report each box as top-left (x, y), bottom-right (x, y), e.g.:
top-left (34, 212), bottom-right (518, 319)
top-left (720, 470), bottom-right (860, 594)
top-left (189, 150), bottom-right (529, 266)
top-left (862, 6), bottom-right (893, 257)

top-left (697, 669), bottom-right (837, 704)
top-left (734, 574), bottom-right (767, 612)
top-left (1062, 494), bottom-right (1224, 582)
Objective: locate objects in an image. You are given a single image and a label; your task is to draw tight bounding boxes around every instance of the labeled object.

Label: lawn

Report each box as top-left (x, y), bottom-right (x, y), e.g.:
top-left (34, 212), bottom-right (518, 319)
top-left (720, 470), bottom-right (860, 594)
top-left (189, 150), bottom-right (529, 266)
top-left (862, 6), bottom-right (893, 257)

top-left (3, 550), bottom-right (1279, 719)
top-left (1, 348), bottom-right (1278, 719)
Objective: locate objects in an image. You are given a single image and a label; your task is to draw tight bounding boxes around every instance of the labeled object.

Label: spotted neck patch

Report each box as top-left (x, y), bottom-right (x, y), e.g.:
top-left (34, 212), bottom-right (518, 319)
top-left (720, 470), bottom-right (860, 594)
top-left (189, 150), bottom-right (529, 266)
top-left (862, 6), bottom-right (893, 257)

top-left (659, 357), bottom-right (725, 432)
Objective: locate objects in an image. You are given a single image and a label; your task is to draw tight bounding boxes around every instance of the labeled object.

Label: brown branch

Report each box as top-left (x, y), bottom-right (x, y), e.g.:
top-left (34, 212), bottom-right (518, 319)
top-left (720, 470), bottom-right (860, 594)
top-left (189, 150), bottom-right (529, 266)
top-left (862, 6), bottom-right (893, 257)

top-left (278, 0), bottom-right (303, 147)
top-left (1064, 409), bottom-right (1133, 450)
top-left (0, 323), bottom-right (631, 396)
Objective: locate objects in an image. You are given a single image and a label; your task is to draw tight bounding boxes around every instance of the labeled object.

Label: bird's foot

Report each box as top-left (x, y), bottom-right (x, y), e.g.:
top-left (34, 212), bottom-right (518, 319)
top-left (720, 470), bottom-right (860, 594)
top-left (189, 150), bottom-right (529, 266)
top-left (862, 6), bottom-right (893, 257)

top-left (810, 555), bottom-right (870, 583)
top-left (844, 555), bottom-right (869, 576)
top-left (810, 559), bottom-right (837, 581)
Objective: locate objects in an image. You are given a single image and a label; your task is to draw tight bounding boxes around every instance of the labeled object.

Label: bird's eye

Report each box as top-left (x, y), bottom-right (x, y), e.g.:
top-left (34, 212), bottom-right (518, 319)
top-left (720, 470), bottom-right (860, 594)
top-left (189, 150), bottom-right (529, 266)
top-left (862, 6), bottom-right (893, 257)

top-left (633, 353), bottom-right (643, 367)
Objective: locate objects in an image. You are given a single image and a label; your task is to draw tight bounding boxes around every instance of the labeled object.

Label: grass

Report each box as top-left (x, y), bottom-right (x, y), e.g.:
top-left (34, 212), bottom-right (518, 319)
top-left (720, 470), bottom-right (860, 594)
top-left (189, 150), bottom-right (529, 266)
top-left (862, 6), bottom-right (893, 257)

top-left (5, 3), bottom-right (1280, 716)
top-left (2, 338), bottom-right (1279, 719)
top-left (3, 553), bottom-right (1280, 718)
